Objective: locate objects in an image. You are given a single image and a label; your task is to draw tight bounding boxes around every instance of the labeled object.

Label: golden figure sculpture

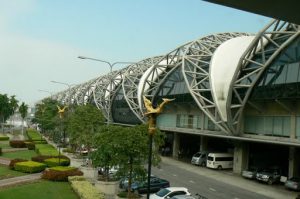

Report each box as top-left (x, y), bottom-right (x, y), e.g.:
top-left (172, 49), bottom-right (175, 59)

top-left (143, 96), bottom-right (174, 135)
top-left (57, 105), bottom-right (68, 119)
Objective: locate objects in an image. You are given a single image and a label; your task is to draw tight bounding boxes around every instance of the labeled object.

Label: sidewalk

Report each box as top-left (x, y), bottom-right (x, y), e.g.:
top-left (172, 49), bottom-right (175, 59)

top-left (0, 173), bottom-right (41, 188)
top-left (161, 156), bottom-right (298, 199)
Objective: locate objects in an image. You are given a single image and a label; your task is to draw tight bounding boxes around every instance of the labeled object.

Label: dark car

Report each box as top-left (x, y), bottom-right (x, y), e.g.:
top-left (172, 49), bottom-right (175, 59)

top-left (285, 177), bottom-right (300, 191)
top-left (120, 176), bottom-right (170, 194)
top-left (256, 167), bottom-right (281, 185)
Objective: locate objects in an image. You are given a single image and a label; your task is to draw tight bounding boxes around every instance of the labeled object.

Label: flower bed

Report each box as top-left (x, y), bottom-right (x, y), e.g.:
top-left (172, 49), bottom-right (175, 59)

top-left (42, 166), bottom-right (83, 181)
top-left (9, 140), bottom-right (26, 148)
top-left (69, 176), bottom-right (104, 199)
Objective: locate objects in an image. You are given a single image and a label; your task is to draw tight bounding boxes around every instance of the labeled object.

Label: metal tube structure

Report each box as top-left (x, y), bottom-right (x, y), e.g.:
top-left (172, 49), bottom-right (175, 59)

top-left (50, 80), bottom-right (72, 104)
top-left (78, 55), bottom-right (134, 125)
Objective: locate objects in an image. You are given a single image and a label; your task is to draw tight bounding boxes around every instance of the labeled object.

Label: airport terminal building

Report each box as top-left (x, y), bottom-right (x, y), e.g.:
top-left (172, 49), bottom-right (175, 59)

top-left (48, 19), bottom-right (300, 179)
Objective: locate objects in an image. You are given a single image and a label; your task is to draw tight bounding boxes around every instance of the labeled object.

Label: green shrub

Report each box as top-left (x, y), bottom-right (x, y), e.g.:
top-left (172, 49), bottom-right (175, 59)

top-left (0, 147), bottom-right (2, 155)
top-left (0, 136), bottom-right (9, 141)
top-left (14, 161), bottom-right (46, 173)
top-left (9, 158), bottom-right (28, 169)
top-left (62, 147), bottom-right (75, 153)
top-left (44, 158), bottom-right (70, 167)
top-left (42, 167), bottom-right (83, 181)
top-left (70, 178), bottom-right (104, 199)
top-left (33, 140), bottom-right (48, 144)
top-left (68, 176), bottom-right (86, 182)
top-left (25, 142), bottom-right (35, 150)
top-left (31, 155), bottom-right (70, 163)
top-left (9, 140), bottom-right (26, 148)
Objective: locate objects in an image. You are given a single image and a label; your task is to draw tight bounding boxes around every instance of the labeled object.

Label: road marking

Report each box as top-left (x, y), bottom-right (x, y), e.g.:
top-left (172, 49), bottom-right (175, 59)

top-left (189, 180), bottom-right (195, 183)
top-left (172, 174), bottom-right (177, 177)
top-left (209, 188), bottom-right (216, 192)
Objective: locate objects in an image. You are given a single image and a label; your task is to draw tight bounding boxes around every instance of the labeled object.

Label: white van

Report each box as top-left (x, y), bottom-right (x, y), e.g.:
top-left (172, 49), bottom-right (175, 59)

top-left (206, 153), bottom-right (233, 170)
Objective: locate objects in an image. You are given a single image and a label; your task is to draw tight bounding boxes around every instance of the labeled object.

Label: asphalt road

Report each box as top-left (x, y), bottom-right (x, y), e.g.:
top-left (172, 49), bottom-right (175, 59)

top-left (151, 161), bottom-right (271, 199)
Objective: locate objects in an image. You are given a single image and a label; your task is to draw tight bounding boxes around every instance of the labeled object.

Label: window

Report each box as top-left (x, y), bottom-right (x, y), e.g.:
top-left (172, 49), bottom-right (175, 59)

top-left (215, 157), bottom-right (233, 161)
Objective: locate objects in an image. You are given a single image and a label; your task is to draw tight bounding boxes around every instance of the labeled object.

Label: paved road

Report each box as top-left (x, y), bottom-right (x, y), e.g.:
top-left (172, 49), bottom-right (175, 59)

top-left (151, 157), bottom-right (297, 199)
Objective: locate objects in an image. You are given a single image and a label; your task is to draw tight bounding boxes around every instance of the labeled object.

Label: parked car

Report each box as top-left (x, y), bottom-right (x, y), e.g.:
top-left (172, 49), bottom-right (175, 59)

top-left (242, 167), bottom-right (261, 179)
top-left (171, 195), bottom-right (196, 199)
top-left (191, 151), bottom-right (209, 166)
top-left (120, 176), bottom-right (170, 194)
top-left (256, 167), bottom-right (281, 185)
top-left (150, 187), bottom-right (191, 199)
top-left (285, 177), bottom-right (300, 191)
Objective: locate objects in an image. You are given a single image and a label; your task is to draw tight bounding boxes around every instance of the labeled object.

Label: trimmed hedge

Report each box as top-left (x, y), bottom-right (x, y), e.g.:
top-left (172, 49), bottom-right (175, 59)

top-left (33, 140), bottom-right (48, 144)
top-left (31, 155), bottom-right (70, 163)
top-left (0, 147), bottom-right (1, 155)
top-left (9, 158), bottom-right (28, 169)
top-left (62, 148), bottom-right (75, 153)
top-left (14, 161), bottom-right (47, 173)
top-left (69, 176), bottom-right (104, 199)
top-left (0, 136), bottom-right (9, 141)
top-left (44, 158), bottom-right (70, 167)
top-left (9, 140), bottom-right (26, 148)
top-left (25, 142), bottom-right (35, 150)
top-left (42, 166), bottom-right (83, 181)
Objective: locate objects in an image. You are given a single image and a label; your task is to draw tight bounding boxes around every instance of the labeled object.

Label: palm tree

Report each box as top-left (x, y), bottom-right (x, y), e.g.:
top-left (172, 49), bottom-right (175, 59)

top-left (9, 95), bottom-right (19, 133)
top-left (19, 102), bottom-right (28, 135)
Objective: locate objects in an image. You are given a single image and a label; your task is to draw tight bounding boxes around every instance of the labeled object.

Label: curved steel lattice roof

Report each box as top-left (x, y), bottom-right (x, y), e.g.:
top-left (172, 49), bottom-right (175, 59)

top-left (227, 20), bottom-right (300, 134)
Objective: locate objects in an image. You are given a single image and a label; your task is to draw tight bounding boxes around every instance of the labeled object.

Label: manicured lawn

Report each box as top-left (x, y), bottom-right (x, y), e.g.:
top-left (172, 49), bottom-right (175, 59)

top-left (0, 141), bottom-right (12, 149)
top-left (35, 144), bottom-right (58, 156)
top-left (2, 150), bottom-right (37, 160)
top-left (0, 165), bottom-right (26, 180)
top-left (27, 129), bottom-right (44, 141)
top-left (0, 180), bottom-right (79, 199)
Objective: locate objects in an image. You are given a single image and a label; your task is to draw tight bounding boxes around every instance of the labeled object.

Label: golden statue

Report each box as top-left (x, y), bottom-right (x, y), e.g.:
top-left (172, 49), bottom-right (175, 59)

top-left (57, 105), bottom-right (68, 119)
top-left (143, 96), bottom-right (174, 135)
top-left (143, 96), bottom-right (174, 115)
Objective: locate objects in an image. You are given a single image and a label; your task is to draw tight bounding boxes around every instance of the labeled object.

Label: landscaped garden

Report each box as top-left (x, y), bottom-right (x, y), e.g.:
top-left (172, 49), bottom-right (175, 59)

top-left (0, 165), bottom-right (26, 180)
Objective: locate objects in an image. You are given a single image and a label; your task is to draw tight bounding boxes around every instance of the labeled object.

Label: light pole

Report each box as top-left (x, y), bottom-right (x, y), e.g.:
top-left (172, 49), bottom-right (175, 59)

top-left (50, 81), bottom-right (73, 105)
top-left (143, 97), bottom-right (174, 199)
top-left (38, 89), bottom-right (53, 99)
top-left (78, 55), bottom-right (134, 125)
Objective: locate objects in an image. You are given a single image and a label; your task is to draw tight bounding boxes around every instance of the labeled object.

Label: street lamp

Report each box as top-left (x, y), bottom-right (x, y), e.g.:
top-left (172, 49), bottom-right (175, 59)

top-left (78, 55), bottom-right (134, 125)
top-left (143, 96), bottom-right (174, 199)
top-left (38, 89), bottom-right (53, 99)
top-left (50, 80), bottom-right (73, 105)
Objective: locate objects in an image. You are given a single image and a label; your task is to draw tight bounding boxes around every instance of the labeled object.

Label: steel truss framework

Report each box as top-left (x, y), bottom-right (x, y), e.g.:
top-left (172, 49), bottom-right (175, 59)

top-left (181, 33), bottom-right (249, 134)
top-left (122, 56), bottom-right (164, 122)
top-left (139, 42), bottom-right (192, 117)
top-left (93, 67), bottom-right (129, 121)
top-left (45, 20), bottom-right (299, 136)
top-left (227, 20), bottom-right (300, 135)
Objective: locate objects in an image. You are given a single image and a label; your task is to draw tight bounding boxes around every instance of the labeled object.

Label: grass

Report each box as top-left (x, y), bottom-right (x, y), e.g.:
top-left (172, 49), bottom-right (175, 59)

top-left (0, 141), bottom-right (12, 149)
top-left (0, 180), bottom-right (79, 199)
top-left (0, 165), bottom-right (26, 180)
top-left (35, 144), bottom-right (58, 156)
top-left (2, 150), bottom-right (37, 160)
top-left (26, 129), bottom-right (44, 141)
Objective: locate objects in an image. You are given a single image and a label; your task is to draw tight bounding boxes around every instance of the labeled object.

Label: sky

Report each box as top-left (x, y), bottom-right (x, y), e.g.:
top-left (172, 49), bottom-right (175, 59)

top-left (0, 0), bottom-right (271, 106)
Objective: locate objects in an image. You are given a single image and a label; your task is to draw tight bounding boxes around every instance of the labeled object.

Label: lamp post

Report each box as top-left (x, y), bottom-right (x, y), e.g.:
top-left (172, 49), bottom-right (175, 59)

top-left (38, 89), bottom-right (53, 99)
top-left (50, 80), bottom-right (73, 105)
top-left (78, 55), bottom-right (134, 125)
top-left (143, 96), bottom-right (174, 199)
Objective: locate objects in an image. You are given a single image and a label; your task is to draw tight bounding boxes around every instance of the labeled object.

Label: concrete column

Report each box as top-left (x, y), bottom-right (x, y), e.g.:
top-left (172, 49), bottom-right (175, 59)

top-left (172, 132), bottom-right (180, 158)
top-left (288, 146), bottom-right (299, 178)
top-left (290, 114), bottom-right (296, 139)
top-left (233, 142), bottom-right (249, 174)
top-left (200, 136), bottom-right (208, 152)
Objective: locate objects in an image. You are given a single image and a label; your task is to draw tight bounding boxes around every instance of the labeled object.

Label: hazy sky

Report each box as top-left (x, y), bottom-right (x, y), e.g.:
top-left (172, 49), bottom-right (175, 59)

top-left (0, 0), bottom-right (270, 106)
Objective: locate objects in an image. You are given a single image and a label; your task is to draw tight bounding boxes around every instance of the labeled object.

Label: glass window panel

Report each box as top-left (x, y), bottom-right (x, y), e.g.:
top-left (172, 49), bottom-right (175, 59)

top-left (275, 65), bottom-right (287, 84)
top-left (264, 116), bottom-right (273, 134)
top-left (282, 116), bottom-right (291, 137)
top-left (286, 63), bottom-right (299, 83)
top-left (255, 116), bottom-right (264, 134)
top-left (244, 116), bottom-right (256, 133)
top-left (273, 116), bottom-right (283, 135)
top-left (296, 117), bottom-right (300, 139)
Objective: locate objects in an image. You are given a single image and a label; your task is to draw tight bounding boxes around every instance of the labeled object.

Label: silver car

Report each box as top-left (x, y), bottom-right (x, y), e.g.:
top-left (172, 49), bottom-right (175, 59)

top-left (191, 151), bottom-right (208, 166)
top-left (285, 177), bottom-right (300, 191)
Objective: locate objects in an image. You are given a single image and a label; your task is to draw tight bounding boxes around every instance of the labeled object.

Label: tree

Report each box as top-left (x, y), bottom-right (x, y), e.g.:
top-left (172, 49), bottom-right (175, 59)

top-left (0, 94), bottom-right (13, 133)
top-left (67, 104), bottom-right (105, 152)
top-left (9, 95), bottom-right (19, 133)
top-left (19, 102), bottom-right (28, 135)
top-left (91, 124), bottom-right (165, 197)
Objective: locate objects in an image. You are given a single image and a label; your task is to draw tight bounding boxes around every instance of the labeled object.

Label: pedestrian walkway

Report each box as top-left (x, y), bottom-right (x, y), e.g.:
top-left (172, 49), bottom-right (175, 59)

top-left (161, 156), bottom-right (298, 199)
top-left (0, 157), bottom-right (11, 166)
top-left (0, 173), bottom-right (41, 188)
